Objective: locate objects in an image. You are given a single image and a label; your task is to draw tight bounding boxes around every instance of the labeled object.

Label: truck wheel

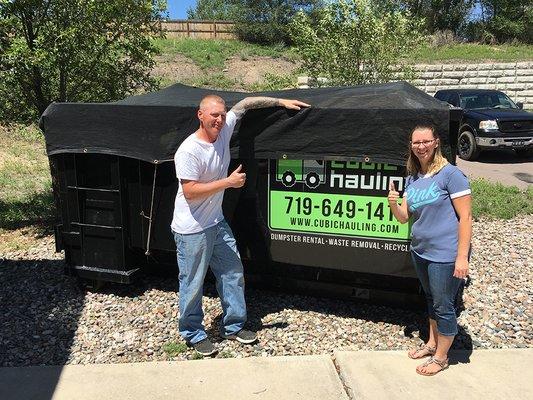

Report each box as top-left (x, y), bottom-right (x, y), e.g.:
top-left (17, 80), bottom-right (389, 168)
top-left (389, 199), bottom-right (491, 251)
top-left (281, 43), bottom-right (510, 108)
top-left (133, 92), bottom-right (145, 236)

top-left (458, 131), bottom-right (480, 161)
top-left (305, 172), bottom-right (321, 189)
top-left (281, 170), bottom-right (296, 187)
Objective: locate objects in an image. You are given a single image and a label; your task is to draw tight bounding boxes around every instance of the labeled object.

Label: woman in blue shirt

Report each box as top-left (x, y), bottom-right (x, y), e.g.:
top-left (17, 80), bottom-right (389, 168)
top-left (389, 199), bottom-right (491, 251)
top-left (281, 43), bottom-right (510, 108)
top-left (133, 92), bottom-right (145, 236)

top-left (388, 124), bottom-right (472, 376)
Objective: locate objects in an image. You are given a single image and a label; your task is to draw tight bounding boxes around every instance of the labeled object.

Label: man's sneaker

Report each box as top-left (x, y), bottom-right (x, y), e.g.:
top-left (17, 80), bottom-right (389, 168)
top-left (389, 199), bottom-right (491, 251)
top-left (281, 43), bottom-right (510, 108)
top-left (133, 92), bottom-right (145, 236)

top-left (189, 338), bottom-right (217, 356)
top-left (221, 329), bottom-right (257, 344)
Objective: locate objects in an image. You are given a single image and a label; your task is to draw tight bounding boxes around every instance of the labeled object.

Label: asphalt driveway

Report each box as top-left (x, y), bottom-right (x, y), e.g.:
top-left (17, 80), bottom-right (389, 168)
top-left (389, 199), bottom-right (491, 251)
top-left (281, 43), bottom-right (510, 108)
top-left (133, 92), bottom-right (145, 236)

top-left (456, 149), bottom-right (532, 189)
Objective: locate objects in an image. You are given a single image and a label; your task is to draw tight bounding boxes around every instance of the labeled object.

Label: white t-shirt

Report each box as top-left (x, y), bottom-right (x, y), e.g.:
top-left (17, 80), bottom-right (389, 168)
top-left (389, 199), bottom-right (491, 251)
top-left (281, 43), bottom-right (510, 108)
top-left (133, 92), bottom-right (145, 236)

top-left (171, 111), bottom-right (239, 234)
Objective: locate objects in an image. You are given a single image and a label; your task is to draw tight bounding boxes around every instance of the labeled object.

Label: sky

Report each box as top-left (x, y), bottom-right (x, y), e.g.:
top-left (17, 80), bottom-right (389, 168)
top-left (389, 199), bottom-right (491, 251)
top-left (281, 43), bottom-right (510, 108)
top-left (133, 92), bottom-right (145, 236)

top-left (167, 0), bottom-right (196, 19)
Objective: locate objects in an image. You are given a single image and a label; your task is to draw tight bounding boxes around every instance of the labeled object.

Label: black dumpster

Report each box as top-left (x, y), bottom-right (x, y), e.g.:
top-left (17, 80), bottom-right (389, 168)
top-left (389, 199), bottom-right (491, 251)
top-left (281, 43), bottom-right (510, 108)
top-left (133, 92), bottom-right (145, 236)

top-left (41, 82), bottom-right (461, 306)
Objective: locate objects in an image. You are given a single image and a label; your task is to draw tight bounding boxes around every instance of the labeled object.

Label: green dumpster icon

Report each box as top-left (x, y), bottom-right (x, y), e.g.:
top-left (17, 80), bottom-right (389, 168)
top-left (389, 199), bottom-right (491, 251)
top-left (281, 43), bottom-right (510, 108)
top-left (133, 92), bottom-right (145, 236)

top-left (276, 159), bottom-right (325, 189)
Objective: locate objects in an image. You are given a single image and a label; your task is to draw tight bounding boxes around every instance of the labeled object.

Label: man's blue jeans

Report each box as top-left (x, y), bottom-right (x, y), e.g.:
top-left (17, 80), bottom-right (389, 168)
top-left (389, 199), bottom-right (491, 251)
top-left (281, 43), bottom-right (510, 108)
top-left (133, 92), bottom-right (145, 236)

top-left (173, 220), bottom-right (247, 344)
top-left (411, 251), bottom-right (462, 336)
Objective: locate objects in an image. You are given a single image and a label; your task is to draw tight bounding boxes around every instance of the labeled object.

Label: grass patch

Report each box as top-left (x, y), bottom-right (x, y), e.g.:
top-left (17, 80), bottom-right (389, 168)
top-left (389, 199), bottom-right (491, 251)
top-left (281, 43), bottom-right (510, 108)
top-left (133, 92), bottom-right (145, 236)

top-left (0, 124), bottom-right (54, 232)
top-left (187, 73), bottom-right (242, 91)
top-left (163, 342), bottom-right (188, 357)
top-left (248, 72), bottom-right (299, 91)
top-left (408, 43), bottom-right (533, 63)
top-left (218, 351), bottom-right (234, 358)
top-left (158, 76), bottom-right (177, 89)
top-left (153, 37), bottom-right (294, 69)
top-left (0, 192), bottom-right (55, 230)
top-left (190, 352), bottom-right (204, 360)
top-left (471, 178), bottom-right (533, 220)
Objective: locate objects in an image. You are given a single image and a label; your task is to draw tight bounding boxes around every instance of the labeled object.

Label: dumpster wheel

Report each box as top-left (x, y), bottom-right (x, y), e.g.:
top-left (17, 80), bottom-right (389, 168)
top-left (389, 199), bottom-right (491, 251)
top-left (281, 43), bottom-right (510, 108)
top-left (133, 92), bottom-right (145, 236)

top-left (305, 172), bottom-right (321, 189)
top-left (281, 170), bottom-right (296, 187)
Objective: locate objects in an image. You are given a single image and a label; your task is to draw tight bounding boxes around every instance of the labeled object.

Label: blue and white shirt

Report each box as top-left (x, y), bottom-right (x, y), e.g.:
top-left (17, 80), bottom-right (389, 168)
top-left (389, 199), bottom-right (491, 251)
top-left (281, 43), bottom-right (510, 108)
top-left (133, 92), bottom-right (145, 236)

top-left (405, 163), bottom-right (471, 262)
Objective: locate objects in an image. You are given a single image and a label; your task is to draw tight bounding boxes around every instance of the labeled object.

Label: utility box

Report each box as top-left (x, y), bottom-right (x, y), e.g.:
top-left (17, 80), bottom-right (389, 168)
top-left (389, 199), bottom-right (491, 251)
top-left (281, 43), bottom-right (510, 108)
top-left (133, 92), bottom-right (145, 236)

top-left (41, 82), bottom-right (462, 305)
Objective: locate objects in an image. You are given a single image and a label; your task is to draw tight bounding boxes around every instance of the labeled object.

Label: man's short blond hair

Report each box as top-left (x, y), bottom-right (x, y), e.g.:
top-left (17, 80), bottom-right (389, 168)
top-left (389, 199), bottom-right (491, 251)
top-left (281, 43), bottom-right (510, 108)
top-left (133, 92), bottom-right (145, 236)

top-left (199, 95), bottom-right (225, 110)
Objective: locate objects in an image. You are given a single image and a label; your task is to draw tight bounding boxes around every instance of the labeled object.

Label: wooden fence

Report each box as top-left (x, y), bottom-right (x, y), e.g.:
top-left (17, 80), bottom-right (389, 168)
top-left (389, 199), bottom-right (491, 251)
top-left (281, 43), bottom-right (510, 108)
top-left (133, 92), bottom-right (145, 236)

top-left (161, 20), bottom-right (235, 39)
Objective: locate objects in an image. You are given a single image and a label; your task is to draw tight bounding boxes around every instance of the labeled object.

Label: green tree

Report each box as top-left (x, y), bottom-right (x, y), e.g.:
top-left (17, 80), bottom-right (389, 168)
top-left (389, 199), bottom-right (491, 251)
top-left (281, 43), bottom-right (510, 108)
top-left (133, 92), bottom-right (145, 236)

top-left (186, 0), bottom-right (236, 20)
top-left (477, 0), bottom-right (532, 43)
top-left (0, 0), bottom-right (166, 122)
top-left (399, 0), bottom-right (474, 35)
top-left (290, 0), bottom-right (423, 86)
top-left (187, 0), bottom-right (324, 45)
top-left (233, 0), bottom-right (324, 44)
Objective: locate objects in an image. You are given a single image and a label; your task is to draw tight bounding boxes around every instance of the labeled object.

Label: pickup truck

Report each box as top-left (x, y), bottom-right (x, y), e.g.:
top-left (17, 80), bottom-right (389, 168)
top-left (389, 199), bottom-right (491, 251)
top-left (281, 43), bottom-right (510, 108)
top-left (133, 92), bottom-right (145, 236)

top-left (434, 89), bottom-right (533, 160)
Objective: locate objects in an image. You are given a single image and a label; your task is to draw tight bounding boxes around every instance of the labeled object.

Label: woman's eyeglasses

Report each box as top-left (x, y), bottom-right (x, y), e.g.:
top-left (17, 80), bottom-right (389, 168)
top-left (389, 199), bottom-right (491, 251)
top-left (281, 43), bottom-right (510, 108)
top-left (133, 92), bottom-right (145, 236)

top-left (411, 139), bottom-right (436, 148)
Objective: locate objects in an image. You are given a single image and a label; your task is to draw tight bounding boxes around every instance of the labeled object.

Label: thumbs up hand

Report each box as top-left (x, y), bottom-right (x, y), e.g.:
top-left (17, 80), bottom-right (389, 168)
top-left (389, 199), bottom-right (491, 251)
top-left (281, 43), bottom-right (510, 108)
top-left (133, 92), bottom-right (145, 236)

top-left (226, 164), bottom-right (246, 188)
top-left (387, 181), bottom-right (400, 205)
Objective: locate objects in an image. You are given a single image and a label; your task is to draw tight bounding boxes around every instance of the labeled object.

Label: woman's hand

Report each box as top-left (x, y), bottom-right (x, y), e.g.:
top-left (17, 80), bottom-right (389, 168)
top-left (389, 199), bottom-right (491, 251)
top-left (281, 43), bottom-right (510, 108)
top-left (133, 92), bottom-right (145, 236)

top-left (387, 181), bottom-right (400, 205)
top-left (454, 256), bottom-right (469, 279)
top-left (387, 181), bottom-right (409, 224)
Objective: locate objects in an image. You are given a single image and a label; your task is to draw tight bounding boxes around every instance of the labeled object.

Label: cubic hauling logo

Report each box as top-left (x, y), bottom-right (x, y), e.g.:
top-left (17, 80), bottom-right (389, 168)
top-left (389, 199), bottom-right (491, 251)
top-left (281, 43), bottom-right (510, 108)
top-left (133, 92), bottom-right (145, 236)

top-left (276, 159), bottom-right (326, 189)
top-left (276, 159), bottom-right (405, 193)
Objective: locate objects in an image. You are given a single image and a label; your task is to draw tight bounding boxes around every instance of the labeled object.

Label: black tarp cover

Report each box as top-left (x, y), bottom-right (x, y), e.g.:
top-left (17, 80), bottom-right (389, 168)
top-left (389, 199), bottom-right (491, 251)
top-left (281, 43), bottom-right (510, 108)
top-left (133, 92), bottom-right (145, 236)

top-left (40, 82), bottom-right (451, 165)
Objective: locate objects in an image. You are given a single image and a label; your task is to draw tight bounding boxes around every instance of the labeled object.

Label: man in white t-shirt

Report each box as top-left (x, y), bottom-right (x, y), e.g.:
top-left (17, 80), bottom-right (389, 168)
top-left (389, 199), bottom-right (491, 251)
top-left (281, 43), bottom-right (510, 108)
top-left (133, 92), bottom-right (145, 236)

top-left (172, 94), bottom-right (310, 356)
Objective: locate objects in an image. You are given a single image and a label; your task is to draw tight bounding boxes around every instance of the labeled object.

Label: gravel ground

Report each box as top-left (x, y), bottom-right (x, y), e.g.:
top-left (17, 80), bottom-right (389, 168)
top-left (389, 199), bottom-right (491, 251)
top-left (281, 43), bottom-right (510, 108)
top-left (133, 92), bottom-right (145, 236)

top-left (1, 216), bottom-right (531, 367)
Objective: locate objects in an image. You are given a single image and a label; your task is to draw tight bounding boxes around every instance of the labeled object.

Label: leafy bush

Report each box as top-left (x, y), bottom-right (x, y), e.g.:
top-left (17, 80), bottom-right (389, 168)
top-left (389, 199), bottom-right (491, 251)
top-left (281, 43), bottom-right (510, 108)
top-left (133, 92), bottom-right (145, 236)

top-left (233, 21), bottom-right (289, 46)
top-left (290, 0), bottom-right (423, 86)
top-left (235, 1), bottom-right (325, 45)
top-left (0, 0), bottom-right (165, 122)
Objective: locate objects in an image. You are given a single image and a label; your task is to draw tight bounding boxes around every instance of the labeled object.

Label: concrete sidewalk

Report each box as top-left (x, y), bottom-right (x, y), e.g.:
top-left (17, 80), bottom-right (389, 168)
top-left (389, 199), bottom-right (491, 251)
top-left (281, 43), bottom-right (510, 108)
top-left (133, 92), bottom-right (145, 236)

top-left (335, 349), bottom-right (533, 400)
top-left (1, 349), bottom-right (531, 400)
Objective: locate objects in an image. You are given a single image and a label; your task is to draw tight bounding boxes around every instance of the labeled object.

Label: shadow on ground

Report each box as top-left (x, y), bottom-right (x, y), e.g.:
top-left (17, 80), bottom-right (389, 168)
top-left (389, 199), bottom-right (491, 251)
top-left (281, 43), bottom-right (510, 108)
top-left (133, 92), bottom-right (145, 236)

top-left (0, 191), bottom-right (55, 231)
top-left (61, 266), bottom-right (475, 355)
top-left (0, 257), bottom-right (85, 399)
top-left (0, 258), bottom-right (84, 367)
top-left (472, 148), bottom-right (532, 165)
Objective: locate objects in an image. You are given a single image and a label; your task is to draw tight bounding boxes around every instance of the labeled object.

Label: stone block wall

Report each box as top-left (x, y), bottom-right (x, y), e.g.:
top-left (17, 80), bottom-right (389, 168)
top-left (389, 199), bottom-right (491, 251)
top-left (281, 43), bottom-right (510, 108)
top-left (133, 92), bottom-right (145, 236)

top-left (412, 62), bottom-right (533, 108)
top-left (298, 61), bottom-right (533, 109)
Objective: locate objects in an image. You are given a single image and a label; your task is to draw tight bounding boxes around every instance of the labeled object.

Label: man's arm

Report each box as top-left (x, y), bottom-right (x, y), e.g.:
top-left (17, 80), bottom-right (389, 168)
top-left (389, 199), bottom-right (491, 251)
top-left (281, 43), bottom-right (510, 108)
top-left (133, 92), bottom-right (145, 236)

top-left (181, 164), bottom-right (246, 201)
top-left (230, 97), bottom-right (310, 119)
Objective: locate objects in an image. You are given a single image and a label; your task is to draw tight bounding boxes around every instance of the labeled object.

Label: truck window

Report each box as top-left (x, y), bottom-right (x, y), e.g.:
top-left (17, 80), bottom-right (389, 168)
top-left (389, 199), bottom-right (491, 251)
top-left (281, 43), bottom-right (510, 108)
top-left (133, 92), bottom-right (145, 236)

top-left (450, 93), bottom-right (460, 107)
top-left (435, 92), bottom-right (449, 103)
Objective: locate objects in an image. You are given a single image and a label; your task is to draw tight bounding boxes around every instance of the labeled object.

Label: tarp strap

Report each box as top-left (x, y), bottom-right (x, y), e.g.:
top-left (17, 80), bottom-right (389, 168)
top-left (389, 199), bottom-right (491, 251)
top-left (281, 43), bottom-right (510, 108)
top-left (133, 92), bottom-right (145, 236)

top-left (143, 163), bottom-right (158, 256)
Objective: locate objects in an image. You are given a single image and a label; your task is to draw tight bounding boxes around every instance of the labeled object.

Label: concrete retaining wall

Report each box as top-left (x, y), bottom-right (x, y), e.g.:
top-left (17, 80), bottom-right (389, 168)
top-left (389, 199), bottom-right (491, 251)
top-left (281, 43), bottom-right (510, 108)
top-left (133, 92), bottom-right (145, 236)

top-left (298, 61), bottom-right (533, 109)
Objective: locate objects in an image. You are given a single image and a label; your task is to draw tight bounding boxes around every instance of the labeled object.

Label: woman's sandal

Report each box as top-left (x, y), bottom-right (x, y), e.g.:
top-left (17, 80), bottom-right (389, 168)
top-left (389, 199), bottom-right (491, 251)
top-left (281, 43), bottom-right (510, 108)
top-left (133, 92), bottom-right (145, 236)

top-left (407, 344), bottom-right (436, 359)
top-left (416, 356), bottom-right (449, 376)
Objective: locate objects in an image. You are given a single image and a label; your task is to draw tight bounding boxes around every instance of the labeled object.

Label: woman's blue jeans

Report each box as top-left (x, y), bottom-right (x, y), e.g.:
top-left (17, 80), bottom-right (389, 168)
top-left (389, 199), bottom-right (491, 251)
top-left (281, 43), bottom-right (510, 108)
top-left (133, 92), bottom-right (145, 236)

top-left (173, 220), bottom-right (247, 344)
top-left (411, 251), bottom-right (462, 336)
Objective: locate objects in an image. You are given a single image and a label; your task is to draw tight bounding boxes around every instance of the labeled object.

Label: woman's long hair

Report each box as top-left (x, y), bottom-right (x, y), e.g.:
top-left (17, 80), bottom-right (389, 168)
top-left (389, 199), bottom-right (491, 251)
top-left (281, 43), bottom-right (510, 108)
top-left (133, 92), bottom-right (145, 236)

top-left (406, 125), bottom-right (448, 176)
